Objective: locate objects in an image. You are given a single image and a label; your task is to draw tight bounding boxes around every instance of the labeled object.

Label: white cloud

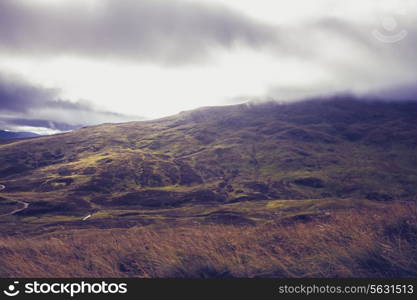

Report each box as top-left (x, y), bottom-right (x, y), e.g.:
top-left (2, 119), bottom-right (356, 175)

top-left (0, 0), bottom-right (416, 123)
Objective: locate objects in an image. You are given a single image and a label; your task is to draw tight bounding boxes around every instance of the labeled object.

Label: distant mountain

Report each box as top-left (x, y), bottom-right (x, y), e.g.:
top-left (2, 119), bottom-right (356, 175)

top-left (0, 130), bottom-right (40, 140)
top-left (0, 96), bottom-right (416, 216)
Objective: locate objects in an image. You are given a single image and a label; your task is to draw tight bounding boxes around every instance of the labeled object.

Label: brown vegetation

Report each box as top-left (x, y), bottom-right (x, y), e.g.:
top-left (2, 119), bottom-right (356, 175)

top-left (0, 203), bottom-right (415, 278)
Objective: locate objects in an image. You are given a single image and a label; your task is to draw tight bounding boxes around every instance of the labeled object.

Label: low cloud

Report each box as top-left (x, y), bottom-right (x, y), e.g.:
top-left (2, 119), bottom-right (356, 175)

top-left (260, 16), bottom-right (417, 102)
top-left (0, 73), bottom-right (141, 133)
top-left (1, 0), bottom-right (417, 119)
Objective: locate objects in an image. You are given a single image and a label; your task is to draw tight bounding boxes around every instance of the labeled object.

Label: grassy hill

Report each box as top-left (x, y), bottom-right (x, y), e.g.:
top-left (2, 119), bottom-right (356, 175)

top-left (1, 97), bottom-right (417, 210)
top-left (0, 96), bottom-right (417, 277)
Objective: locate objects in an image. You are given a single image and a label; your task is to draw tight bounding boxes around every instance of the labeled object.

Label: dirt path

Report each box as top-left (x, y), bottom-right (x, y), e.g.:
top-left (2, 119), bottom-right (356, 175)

top-left (0, 200), bottom-right (30, 217)
top-left (0, 184), bottom-right (30, 217)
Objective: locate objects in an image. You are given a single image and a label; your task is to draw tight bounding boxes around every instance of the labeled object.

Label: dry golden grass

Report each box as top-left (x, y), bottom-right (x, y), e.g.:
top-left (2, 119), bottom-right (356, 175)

top-left (0, 203), bottom-right (416, 278)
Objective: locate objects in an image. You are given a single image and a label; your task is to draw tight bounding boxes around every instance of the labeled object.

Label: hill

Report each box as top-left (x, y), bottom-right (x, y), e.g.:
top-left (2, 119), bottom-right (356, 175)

top-left (0, 130), bottom-right (40, 140)
top-left (0, 96), bottom-right (417, 277)
top-left (1, 97), bottom-right (417, 210)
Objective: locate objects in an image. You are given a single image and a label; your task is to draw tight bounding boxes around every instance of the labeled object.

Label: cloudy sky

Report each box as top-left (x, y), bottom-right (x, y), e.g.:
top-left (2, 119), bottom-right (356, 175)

top-left (1, 0), bottom-right (417, 134)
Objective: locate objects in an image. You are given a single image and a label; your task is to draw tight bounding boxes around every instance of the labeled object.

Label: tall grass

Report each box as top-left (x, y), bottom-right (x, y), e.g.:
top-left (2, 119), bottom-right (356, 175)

top-left (0, 203), bottom-right (416, 278)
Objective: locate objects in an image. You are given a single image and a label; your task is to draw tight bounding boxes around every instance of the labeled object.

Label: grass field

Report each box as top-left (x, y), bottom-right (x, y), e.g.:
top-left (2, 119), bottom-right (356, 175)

top-left (0, 202), bottom-right (415, 278)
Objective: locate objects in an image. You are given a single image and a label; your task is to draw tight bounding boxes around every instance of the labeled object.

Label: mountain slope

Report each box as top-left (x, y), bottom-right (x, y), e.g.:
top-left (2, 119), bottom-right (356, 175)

top-left (0, 97), bottom-right (417, 220)
top-left (0, 130), bottom-right (40, 140)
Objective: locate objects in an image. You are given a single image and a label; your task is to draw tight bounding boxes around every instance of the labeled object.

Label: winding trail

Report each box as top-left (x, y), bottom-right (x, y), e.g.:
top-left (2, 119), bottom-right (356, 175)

top-left (0, 184), bottom-right (30, 217)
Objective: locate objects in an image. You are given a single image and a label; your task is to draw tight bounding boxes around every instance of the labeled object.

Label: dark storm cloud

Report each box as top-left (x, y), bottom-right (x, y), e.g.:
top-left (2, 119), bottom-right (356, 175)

top-left (1, 0), bottom-right (415, 75)
top-left (0, 74), bottom-right (78, 114)
top-left (0, 0), bottom-right (278, 65)
top-left (0, 73), bottom-right (141, 132)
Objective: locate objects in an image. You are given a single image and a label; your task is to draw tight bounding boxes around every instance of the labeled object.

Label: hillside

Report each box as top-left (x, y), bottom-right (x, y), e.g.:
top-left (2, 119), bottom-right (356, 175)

top-left (1, 96), bottom-right (417, 277)
top-left (0, 97), bottom-right (417, 235)
top-left (0, 130), bottom-right (40, 140)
